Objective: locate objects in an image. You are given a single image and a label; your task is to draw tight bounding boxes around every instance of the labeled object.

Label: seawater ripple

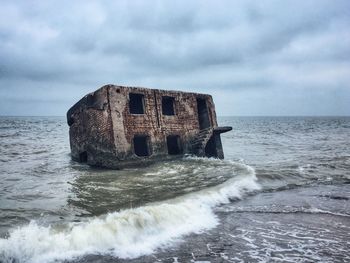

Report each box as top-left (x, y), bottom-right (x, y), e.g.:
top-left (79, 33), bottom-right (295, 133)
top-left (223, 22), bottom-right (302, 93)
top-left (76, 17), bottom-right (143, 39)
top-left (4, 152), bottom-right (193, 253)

top-left (0, 162), bottom-right (259, 263)
top-left (1, 116), bottom-right (350, 263)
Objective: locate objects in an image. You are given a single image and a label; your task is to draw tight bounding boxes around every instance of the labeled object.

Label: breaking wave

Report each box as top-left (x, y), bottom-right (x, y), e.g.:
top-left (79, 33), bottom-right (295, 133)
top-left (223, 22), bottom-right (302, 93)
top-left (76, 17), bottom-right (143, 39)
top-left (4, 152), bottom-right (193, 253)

top-left (0, 162), bottom-right (260, 263)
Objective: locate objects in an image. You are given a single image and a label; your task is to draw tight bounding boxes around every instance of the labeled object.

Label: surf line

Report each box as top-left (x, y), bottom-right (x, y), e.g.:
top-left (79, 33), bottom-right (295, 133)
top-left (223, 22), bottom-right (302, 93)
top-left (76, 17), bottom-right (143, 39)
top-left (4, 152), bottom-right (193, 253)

top-left (0, 162), bottom-right (260, 263)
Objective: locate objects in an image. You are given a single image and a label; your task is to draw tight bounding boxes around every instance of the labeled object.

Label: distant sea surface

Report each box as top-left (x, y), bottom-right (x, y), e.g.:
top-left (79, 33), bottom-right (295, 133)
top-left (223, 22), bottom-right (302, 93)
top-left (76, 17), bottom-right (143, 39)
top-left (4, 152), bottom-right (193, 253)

top-left (0, 116), bottom-right (349, 263)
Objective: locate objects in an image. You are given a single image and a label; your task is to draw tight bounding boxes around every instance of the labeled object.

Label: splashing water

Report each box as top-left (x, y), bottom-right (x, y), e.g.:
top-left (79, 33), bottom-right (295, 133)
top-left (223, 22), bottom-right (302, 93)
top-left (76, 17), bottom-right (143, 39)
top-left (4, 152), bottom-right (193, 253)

top-left (1, 116), bottom-right (349, 263)
top-left (0, 161), bottom-right (259, 263)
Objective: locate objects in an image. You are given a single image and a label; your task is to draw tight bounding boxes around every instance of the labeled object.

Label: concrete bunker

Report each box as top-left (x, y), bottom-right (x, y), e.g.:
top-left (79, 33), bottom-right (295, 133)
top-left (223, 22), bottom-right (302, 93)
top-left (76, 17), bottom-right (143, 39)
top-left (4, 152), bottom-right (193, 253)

top-left (67, 84), bottom-right (232, 169)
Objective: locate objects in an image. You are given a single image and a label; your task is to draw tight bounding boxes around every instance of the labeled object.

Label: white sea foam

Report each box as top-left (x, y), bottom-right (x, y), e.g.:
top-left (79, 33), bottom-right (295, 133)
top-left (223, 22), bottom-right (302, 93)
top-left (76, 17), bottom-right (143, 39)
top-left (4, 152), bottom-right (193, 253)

top-left (0, 161), bottom-right (260, 263)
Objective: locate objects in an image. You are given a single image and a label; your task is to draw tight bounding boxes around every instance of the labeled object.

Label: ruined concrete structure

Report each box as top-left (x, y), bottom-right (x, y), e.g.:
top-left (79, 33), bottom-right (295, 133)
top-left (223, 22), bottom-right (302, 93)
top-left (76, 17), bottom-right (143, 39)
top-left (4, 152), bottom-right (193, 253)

top-left (67, 84), bottom-right (232, 169)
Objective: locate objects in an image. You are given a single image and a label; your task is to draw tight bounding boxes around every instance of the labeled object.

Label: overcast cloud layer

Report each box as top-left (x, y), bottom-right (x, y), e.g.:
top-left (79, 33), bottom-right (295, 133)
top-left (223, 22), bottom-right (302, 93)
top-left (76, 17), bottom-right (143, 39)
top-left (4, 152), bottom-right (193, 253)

top-left (0, 0), bottom-right (349, 116)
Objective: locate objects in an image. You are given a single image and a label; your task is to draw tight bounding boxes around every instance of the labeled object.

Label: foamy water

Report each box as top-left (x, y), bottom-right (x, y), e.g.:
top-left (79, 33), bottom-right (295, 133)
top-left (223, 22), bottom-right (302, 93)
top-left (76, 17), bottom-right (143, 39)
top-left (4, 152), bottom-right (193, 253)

top-left (1, 116), bottom-right (349, 262)
top-left (0, 161), bottom-right (259, 263)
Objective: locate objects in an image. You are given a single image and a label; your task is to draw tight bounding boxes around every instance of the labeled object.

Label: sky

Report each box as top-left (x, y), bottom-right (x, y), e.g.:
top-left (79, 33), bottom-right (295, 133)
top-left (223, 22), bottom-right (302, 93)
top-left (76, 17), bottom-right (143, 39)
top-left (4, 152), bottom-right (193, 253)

top-left (0, 0), bottom-right (349, 116)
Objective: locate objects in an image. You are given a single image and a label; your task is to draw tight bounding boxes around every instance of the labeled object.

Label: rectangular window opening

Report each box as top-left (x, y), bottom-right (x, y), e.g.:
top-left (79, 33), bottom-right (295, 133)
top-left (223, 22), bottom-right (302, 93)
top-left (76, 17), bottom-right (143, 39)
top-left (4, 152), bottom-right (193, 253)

top-left (167, 135), bottom-right (182, 155)
top-left (197, 98), bottom-right (210, 129)
top-left (162, 96), bottom-right (175, 116)
top-left (133, 135), bottom-right (151, 156)
top-left (129, 93), bottom-right (145, 114)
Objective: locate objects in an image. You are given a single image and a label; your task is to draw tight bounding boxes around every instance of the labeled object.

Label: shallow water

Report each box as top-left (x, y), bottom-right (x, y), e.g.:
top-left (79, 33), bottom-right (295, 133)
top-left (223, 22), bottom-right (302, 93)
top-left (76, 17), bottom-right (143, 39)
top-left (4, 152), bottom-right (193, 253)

top-left (0, 116), bottom-right (349, 262)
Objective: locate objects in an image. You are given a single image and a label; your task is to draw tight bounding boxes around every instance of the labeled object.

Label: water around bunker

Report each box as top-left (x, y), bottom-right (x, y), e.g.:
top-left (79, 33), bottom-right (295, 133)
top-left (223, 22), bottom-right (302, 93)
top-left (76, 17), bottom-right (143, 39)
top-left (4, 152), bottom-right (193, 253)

top-left (0, 116), bottom-right (349, 262)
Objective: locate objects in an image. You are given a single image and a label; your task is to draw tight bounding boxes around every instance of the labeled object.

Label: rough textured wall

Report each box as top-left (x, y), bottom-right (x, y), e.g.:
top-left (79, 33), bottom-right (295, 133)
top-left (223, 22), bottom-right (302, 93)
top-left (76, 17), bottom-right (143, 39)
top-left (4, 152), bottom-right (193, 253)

top-left (67, 87), bottom-right (115, 166)
top-left (107, 85), bottom-right (218, 162)
top-left (68, 84), bottom-right (221, 168)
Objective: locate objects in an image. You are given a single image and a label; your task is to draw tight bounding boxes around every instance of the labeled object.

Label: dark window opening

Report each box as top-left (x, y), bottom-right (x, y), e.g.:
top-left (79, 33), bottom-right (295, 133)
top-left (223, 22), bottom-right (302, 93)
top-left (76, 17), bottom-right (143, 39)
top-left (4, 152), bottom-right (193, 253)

top-left (162, 96), bottom-right (175, 115)
top-left (133, 135), bottom-right (151, 156)
top-left (167, 135), bottom-right (182, 155)
top-left (205, 135), bottom-right (217, 158)
top-left (197, 98), bottom-right (210, 130)
top-left (129, 93), bottom-right (145, 114)
top-left (79, 151), bottom-right (88, 162)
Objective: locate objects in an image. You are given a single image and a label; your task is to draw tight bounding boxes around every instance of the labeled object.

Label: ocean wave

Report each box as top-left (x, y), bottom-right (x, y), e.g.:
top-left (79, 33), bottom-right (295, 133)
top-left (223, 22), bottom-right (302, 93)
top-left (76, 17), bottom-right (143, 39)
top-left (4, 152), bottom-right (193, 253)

top-left (0, 161), bottom-right (260, 263)
top-left (220, 206), bottom-right (350, 218)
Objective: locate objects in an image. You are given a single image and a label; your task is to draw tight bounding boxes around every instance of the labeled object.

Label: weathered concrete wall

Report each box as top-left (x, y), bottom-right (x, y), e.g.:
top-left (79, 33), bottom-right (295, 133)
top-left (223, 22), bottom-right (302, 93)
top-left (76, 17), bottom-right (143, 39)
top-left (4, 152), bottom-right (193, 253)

top-left (67, 84), bottom-right (225, 169)
top-left (67, 87), bottom-right (115, 167)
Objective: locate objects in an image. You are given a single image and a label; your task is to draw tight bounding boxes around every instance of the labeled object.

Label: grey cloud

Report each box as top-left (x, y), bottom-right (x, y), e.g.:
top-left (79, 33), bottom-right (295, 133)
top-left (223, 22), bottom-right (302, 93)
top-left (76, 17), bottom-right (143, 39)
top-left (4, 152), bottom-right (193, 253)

top-left (0, 0), bottom-right (349, 115)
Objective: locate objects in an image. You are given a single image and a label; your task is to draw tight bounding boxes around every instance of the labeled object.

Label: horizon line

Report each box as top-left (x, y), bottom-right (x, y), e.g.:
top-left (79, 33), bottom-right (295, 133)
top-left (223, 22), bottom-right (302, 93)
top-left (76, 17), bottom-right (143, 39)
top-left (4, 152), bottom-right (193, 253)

top-left (0, 115), bottom-right (349, 118)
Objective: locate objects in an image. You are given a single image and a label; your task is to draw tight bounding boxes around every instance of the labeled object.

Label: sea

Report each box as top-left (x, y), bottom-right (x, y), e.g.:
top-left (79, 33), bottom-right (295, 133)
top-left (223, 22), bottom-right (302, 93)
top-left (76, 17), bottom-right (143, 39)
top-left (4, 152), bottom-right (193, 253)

top-left (0, 116), bottom-right (349, 263)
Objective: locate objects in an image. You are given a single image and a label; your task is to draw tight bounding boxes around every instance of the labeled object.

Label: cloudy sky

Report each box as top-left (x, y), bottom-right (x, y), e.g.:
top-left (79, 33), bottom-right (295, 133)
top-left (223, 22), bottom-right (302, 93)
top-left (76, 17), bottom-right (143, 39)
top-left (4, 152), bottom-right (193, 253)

top-left (0, 0), bottom-right (349, 116)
